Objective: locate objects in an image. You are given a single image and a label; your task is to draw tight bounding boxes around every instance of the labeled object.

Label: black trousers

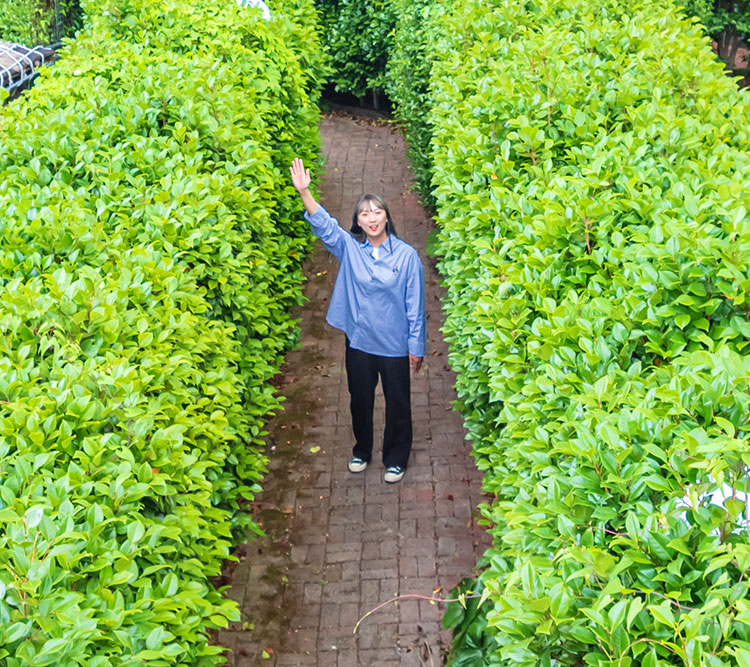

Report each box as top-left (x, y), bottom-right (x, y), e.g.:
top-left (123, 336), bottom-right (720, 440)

top-left (345, 338), bottom-right (412, 469)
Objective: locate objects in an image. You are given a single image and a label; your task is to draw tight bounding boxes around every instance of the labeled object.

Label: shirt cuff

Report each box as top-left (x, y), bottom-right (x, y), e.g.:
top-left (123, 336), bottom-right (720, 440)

top-left (408, 341), bottom-right (425, 357)
top-left (304, 205), bottom-right (332, 227)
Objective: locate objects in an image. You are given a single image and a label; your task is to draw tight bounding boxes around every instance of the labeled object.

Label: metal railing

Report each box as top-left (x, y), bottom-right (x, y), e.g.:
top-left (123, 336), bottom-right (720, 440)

top-left (0, 40), bottom-right (55, 96)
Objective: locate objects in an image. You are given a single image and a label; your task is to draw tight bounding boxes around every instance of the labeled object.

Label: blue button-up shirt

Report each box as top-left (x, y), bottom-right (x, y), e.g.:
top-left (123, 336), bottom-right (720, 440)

top-left (305, 205), bottom-right (426, 358)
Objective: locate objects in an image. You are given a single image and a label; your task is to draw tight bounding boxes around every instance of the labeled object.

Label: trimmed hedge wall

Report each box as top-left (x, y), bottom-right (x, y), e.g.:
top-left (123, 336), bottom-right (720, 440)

top-left (0, 0), bottom-right (325, 663)
top-left (389, 0), bottom-right (750, 664)
top-left (314, 0), bottom-right (393, 99)
top-left (384, 0), bottom-right (444, 208)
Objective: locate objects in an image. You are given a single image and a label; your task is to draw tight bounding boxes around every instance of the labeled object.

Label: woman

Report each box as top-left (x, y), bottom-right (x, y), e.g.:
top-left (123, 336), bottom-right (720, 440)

top-left (290, 158), bottom-right (426, 483)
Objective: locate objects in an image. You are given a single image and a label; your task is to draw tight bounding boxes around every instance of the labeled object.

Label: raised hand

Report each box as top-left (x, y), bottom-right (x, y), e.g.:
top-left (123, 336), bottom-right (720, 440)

top-left (290, 157), bottom-right (312, 193)
top-left (290, 157), bottom-right (318, 215)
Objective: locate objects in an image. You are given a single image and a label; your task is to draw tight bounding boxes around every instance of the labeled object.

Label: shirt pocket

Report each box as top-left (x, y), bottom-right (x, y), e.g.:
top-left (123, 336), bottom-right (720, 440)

top-left (373, 263), bottom-right (400, 286)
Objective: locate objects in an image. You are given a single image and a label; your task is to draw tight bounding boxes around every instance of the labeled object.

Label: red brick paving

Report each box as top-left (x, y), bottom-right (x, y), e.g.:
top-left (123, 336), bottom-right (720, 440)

top-left (218, 112), bottom-right (491, 666)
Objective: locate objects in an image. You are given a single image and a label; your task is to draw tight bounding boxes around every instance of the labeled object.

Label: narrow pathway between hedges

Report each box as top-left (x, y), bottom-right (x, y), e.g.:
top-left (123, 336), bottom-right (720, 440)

top-left (218, 112), bottom-right (491, 666)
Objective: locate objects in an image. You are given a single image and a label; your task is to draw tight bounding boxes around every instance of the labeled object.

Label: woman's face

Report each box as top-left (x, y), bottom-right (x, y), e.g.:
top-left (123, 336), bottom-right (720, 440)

top-left (358, 201), bottom-right (388, 246)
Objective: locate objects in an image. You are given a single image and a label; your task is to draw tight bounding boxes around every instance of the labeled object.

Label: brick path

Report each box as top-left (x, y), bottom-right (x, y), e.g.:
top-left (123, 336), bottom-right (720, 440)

top-left (218, 112), bottom-right (490, 666)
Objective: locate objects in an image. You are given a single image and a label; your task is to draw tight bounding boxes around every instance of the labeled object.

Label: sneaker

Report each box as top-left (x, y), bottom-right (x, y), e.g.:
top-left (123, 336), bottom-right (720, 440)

top-left (384, 466), bottom-right (405, 483)
top-left (348, 457), bottom-right (368, 473)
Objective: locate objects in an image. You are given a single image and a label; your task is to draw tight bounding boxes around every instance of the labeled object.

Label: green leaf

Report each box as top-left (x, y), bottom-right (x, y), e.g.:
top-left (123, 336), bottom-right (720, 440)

top-left (649, 603), bottom-right (676, 628)
top-left (627, 597), bottom-right (643, 629)
top-left (6, 621), bottom-right (31, 643)
top-left (736, 648), bottom-right (750, 667)
top-left (646, 533), bottom-right (671, 561)
top-left (642, 648), bottom-right (658, 667)
top-left (24, 505), bottom-right (45, 529)
top-left (443, 600), bottom-right (466, 629)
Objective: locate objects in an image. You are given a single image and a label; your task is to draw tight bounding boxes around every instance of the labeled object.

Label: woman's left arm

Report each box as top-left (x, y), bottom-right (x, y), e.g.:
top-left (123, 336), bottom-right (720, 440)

top-left (405, 251), bottom-right (426, 373)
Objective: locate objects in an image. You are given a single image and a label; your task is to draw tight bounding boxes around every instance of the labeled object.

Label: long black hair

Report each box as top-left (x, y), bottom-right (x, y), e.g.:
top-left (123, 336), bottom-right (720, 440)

top-left (350, 194), bottom-right (398, 241)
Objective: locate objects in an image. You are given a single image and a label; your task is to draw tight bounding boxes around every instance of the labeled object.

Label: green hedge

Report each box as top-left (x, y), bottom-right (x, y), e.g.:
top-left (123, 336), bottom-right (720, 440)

top-left (312, 0), bottom-right (393, 99)
top-left (0, 0), bottom-right (325, 663)
top-left (384, 0), bottom-right (444, 208)
top-left (391, 0), bottom-right (750, 664)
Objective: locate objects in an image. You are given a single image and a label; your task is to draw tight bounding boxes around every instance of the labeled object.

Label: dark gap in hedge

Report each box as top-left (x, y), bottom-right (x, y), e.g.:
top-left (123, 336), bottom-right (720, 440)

top-left (321, 82), bottom-right (394, 116)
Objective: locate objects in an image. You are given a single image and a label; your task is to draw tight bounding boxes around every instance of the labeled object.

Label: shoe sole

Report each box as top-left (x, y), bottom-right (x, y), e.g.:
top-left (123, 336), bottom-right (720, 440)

top-left (384, 472), bottom-right (404, 483)
top-left (348, 462), bottom-right (367, 473)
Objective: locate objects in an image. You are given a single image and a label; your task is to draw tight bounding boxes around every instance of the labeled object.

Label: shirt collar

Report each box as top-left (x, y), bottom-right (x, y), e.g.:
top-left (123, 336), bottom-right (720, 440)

top-left (363, 235), bottom-right (394, 255)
